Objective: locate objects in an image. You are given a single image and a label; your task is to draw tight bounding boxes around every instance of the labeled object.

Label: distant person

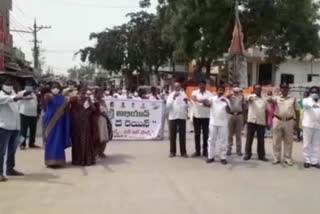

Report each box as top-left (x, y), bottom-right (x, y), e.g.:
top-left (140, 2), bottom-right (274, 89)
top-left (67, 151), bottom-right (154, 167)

top-left (19, 82), bottom-right (40, 150)
top-left (190, 80), bottom-right (212, 157)
top-left (204, 85), bottom-right (230, 165)
top-left (227, 82), bottom-right (245, 156)
top-left (302, 86), bottom-right (320, 169)
top-left (93, 89), bottom-right (113, 159)
top-left (244, 84), bottom-right (268, 162)
top-left (43, 82), bottom-right (71, 168)
top-left (149, 86), bottom-right (160, 100)
top-left (167, 82), bottom-right (188, 158)
top-left (0, 79), bottom-right (28, 182)
top-left (268, 83), bottom-right (298, 166)
top-left (69, 87), bottom-right (96, 166)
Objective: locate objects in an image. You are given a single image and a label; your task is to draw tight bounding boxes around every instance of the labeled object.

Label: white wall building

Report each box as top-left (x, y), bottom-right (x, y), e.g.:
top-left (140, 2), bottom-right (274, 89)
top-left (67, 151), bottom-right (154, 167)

top-left (247, 48), bottom-right (320, 86)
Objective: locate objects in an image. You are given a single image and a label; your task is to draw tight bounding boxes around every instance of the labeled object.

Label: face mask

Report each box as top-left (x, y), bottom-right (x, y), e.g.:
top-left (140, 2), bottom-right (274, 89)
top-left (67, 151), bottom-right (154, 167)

top-left (233, 87), bottom-right (241, 92)
top-left (2, 85), bottom-right (13, 94)
top-left (311, 93), bottom-right (319, 101)
top-left (51, 88), bottom-right (60, 95)
top-left (25, 86), bottom-right (33, 92)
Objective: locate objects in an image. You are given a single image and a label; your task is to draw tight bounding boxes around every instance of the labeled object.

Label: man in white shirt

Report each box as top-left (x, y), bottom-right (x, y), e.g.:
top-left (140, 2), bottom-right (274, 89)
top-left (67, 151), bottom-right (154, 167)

top-left (191, 80), bottom-right (212, 157)
top-left (0, 80), bottom-right (28, 182)
top-left (204, 85), bottom-right (230, 165)
top-left (166, 82), bottom-right (188, 158)
top-left (244, 84), bottom-right (268, 162)
top-left (302, 86), bottom-right (320, 169)
top-left (19, 82), bottom-right (40, 149)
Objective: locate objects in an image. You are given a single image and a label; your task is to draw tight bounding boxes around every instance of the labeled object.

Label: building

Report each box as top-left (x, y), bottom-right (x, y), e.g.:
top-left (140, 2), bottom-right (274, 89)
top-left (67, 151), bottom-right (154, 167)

top-left (246, 47), bottom-right (320, 86)
top-left (0, 0), bottom-right (13, 67)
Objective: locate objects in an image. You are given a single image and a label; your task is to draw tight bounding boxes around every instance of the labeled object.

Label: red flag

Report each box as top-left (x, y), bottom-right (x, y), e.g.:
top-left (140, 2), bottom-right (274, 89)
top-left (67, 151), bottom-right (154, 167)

top-left (229, 18), bottom-right (245, 55)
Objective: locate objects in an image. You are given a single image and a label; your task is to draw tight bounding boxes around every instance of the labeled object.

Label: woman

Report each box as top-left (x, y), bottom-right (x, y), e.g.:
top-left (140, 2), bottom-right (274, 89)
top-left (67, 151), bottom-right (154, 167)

top-left (43, 82), bottom-right (71, 168)
top-left (93, 89), bottom-right (113, 159)
top-left (70, 87), bottom-right (96, 166)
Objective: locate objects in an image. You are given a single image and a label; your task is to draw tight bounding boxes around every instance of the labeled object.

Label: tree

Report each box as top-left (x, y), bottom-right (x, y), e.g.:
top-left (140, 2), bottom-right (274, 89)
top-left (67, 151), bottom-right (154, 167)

top-left (79, 11), bottom-right (173, 87)
top-left (142, 0), bottom-right (320, 78)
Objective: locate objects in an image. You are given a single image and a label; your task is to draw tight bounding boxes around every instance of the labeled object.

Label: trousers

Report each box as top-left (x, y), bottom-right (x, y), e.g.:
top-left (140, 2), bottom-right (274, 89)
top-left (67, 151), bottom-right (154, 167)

top-left (273, 119), bottom-right (294, 161)
top-left (245, 123), bottom-right (266, 158)
top-left (169, 119), bottom-right (187, 155)
top-left (0, 128), bottom-right (20, 175)
top-left (208, 125), bottom-right (228, 160)
top-left (228, 114), bottom-right (243, 153)
top-left (193, 117), bottom-right (209, 155)
top-left (303, 127), bottom-right (320, 165)
top-left (20, 114), bottom-right (38, 147)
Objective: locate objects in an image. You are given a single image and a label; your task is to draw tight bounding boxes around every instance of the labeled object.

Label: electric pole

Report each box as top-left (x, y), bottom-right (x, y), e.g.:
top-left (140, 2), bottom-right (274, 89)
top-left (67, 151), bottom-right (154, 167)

top-left (11, 18), bottom-right (51, 73)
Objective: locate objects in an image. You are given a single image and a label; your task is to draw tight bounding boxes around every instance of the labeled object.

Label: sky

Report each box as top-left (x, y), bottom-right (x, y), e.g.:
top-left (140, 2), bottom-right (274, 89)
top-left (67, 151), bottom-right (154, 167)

top-left (10, 0), bottom-right (157, 75)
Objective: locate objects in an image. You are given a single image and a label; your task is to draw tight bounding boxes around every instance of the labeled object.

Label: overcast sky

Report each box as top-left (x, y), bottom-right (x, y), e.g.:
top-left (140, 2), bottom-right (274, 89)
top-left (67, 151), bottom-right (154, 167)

top-left (11, 0), bottom-right (157, 75)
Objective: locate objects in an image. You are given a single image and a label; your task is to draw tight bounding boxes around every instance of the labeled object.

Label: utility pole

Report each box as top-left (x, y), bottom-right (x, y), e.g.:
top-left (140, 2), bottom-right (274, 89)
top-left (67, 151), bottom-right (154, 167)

top-left (32, 19), bottom-right (51, 71)
top-left (11, 18), bottom-right (51, 72)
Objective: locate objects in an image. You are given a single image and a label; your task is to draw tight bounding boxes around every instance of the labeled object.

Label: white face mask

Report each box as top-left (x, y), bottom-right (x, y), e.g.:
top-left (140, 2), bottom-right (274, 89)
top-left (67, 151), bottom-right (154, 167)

top-left (51, 88), bottom-right (60, 95)
top-left (25, 86), bottom-right (33, 92)
top-left (2, 85), bottom-right (13, 94)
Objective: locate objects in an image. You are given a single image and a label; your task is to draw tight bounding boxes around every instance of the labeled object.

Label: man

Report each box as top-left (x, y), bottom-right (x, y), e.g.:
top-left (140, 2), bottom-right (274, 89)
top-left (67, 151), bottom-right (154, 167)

top-left (149, 86), bottom-right (160, 101)
top-left (268, 83), bottom-right (298, 166)
top-left (227, 82), bottom-right (245, 156)
top-left (166, 81), bottom-right (188, 158)
top-left (302, 86), bottom-right (320, 169)
top-left (191, 80), bottom-right (212, 157)
top-left (0, 80), bottom-right (28, 182)
top-left (19, 82), bottom-right (40, 149)
top-left (244, 84), bottom-right (268, 161)
top-left (204, 85), bottom-right (230, 165)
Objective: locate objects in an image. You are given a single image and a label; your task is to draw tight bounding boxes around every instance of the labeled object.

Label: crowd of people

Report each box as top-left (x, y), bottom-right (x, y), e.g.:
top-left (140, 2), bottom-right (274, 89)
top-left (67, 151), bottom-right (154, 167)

top-left (166, 80), bottom-right (320, 169)
top-left (0, 80), bottom-right (113, 182)
top-left (1, 77), bottom-right (320, 183)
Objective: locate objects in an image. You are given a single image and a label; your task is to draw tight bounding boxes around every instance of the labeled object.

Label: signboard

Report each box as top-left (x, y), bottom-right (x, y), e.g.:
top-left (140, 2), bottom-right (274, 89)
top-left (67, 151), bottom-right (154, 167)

top-left (104, 99), bottom-right (165, 140)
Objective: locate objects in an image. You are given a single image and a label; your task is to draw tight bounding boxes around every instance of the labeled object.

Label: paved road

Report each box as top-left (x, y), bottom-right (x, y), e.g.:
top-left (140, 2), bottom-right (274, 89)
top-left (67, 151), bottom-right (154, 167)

top-left (1, 134), bottom-right (320, 214)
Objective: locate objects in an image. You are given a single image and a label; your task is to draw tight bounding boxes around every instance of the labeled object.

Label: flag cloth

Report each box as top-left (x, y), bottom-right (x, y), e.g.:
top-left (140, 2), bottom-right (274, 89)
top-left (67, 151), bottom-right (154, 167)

top-left (228, 17), bottom-right (248, 88)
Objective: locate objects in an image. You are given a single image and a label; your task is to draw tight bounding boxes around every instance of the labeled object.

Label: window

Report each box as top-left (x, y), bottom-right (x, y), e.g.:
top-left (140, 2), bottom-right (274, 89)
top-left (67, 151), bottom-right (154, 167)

top-left (307, 74), bottom-right (319, 82)
top-left (259, 63), bottom-right (272, 85)
top-left (281, 74), bottom-right (294, 84)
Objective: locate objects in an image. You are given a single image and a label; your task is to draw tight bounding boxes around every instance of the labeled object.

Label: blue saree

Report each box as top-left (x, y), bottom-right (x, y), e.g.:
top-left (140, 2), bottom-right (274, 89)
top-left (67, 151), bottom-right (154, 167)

top-left (44, 94), bottom-right (71, 167)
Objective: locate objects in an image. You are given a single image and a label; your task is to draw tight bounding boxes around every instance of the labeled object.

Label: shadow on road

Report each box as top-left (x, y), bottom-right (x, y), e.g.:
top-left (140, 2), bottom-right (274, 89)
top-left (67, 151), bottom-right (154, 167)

top-left (97, 154), bottom-right (136, 172)
top-left (9, 172), bottom-right (73, 186)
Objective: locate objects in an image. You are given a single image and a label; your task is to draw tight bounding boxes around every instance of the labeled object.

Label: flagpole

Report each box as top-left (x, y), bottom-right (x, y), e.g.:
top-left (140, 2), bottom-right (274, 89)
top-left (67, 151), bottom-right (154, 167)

top-left (234, 0), bottom-right (239, 84)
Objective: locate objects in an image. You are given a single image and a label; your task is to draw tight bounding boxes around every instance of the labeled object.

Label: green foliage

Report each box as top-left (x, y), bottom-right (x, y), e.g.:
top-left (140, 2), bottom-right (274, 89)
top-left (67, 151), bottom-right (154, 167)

top-left (79, 11), bottom-right (173, 77)
top-left (155, 0), bottom-right (320, 61)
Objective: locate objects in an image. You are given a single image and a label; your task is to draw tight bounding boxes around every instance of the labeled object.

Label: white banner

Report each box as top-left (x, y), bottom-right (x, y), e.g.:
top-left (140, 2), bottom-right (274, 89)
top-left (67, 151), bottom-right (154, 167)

top-left (104, 99), bottom-right (165, 140)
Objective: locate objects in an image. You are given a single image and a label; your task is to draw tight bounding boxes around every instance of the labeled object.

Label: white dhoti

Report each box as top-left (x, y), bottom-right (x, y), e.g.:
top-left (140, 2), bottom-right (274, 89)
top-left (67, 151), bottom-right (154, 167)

top-left (208, 125), bottom-right (228, 160)
top-left (303, 127), bottom-right (320, 165)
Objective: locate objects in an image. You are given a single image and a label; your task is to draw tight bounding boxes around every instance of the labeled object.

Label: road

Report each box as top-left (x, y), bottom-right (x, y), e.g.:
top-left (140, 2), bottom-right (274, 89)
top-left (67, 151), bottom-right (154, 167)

top-left (1, 133), bottom-right (320, 214)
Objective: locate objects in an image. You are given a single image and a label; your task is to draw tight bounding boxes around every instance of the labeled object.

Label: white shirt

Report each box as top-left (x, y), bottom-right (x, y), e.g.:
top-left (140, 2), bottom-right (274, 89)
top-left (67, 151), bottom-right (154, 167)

top-left (209, 96), bottom-right (230, 126)
top-left (166, 90), bottom-right (188, 120)
top-left (0, 91), bottom-right (21, 130)
top-left (302, 97), bottom-right (320, 129)
top-left (148, 94), bottom-right (160, 101)
top-left (19, 91), bottom-right (38, 117)
top-left (191, 89), bottom-right (213, 118)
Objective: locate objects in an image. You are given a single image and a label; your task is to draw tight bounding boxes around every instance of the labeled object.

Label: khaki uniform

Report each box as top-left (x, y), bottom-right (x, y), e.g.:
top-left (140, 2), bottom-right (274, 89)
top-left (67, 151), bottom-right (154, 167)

top-left (273, 96), bottom-right (297, 162)
top-left (228, 94), bottom-right (244, 154)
